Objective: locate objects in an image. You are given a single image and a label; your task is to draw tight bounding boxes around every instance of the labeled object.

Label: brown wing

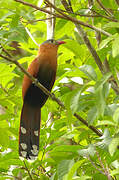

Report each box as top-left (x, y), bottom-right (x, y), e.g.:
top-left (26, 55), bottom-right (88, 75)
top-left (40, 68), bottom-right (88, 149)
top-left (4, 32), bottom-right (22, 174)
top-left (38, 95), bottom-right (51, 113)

top-left (22, 57), bottom-right (40, 100)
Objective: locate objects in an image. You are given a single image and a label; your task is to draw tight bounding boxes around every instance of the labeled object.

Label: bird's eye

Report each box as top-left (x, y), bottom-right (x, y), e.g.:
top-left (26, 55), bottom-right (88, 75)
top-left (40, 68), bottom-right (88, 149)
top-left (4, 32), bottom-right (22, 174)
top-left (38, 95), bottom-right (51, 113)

top-left (50, 39), bottom-right (54, 43)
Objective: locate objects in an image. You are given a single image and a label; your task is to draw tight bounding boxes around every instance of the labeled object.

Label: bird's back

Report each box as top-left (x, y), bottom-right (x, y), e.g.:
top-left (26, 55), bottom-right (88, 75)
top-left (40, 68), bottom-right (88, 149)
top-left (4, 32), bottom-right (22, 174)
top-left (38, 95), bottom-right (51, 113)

top-left (24, 62), bottom-right (56, 107)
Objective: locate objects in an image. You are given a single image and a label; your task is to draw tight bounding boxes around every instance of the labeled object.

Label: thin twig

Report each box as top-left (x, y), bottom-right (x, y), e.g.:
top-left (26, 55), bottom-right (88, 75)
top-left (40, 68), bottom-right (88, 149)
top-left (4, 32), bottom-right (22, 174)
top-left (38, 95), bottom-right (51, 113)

top-left (59, 7), bottom-right (118, 22)
top-left (87, 156), bottom-right (105, 175)
top-left (23, 17), bottom-right (55, 24)
top-left (91, 9), bottom-right (118, 22)
top-left (23, 161), bottom-right (33, 180)
top-left (61, 0), bottom-right (119, 95)
top-left (96, 152), bottom-right (112, 180)
top-left (14, 0), bottom-right (111, 36)
top-left (74, 113), bottom-right (102, 137)
top-left (0, 84), bottom-right (8, 94)
top-left (0, 53), bottom-right (103, 137)
top-left (45, 0), bottom-right (111, 36)
top-left (61, 0), bottom-right (104, 74)
top-left (96, 0), bottom-right (113, 16)
top-left (115, 0), bottom-right (119, 6)
top-left (40, 165), bottom-right (51, 177)
top-left (0, 54), bottom-right (63, 106)
top-left (0, 44), bottom-right (12, 58)
top-left (1, 173), bottom-right (21, 180)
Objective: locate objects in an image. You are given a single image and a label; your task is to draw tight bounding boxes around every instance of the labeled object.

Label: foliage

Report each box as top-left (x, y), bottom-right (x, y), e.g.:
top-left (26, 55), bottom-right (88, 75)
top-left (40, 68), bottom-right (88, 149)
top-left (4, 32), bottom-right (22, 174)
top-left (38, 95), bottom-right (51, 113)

top-left (0, 0), bottom-right (119, 179)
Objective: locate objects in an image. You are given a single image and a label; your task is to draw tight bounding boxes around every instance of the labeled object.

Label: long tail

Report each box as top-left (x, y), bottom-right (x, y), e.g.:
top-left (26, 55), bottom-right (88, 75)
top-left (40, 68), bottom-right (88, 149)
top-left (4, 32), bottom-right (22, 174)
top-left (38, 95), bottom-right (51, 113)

top-left (19, 103), bottom-right (41, 160)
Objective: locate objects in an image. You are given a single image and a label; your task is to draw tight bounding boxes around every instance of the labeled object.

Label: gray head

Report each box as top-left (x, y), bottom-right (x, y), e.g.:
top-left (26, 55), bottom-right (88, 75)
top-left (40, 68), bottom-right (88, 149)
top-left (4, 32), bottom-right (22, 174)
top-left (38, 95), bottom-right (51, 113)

top-left (42, 39), bottom-right (65, 45)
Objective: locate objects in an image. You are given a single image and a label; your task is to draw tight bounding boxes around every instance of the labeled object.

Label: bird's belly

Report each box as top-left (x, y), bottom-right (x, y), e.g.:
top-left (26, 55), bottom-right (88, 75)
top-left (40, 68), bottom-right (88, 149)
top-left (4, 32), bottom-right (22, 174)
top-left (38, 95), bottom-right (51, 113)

top-left (24, 64), bottom-right (56, 107)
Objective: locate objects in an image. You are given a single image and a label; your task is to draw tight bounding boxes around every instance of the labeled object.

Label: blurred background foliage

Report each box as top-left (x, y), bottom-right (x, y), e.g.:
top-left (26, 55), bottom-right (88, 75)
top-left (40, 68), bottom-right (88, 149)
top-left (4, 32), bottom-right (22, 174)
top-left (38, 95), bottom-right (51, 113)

top-left (0, 0), bottom-right (119, 179)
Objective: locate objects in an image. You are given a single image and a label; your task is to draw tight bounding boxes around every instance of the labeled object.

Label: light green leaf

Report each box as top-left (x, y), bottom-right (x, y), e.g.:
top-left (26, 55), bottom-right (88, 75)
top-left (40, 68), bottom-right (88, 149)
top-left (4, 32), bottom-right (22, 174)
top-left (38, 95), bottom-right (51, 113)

top-left (78, 145), bottom-right (95, 157)
top-left (112, 36), bottom-right (119, 57)
top-left (99, 35), bottom-right (115, 49)
top-left (10, 14), bottom-right (19, 28)
top-left (104, 22), bottom-right (119, 28)
top-left (63, 39), bottom-right (87, 58)
top-left (109, 137), bottom-right (119, 156)
top-left (79, 65), bottom-right (97, 81)
top-left (95, 72), bottom-right (112, 90)
top-left (97, 120), bottom-right (116, 126)
top-left (0, 129), bottom-right (9, 147)
top-left (67, 160), bottom-right (86, 180)
top-left (97, 129), bottom-right (111, 149)
top-left (57, 160), bottom-right (74, 180)
top-left (87, 106), bottom-right (98, 125)
top-left (56, 19), bottom-right (67, 31)
top-left (111, 168), bottom-right (119, 176)
top-left (78, 176), bottom-right (91, 180)
top-left (51, 145), bottom-right (81, 153)
top-left (113, 107), bottom-right (119, 124)
top-left (95, 85), bottom-right (106, 117)
top-left (71, 90), bottom-right (81, 114)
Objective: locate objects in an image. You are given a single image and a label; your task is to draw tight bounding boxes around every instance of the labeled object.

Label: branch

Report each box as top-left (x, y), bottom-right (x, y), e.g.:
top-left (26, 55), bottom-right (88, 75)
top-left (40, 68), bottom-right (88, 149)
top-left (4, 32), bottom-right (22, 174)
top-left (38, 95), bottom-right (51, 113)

top-left (14, 0), bottom-right (111, 36)
top-left (61, 0), bottom-right (119, 95)
top-left (96, 0), bottom-right (113, 16)
top-left (0, 84), bottom-right (8, 94)
top-left (87, 156), bottom-right (105, 175)
top-left (0, 54), bottom-right (63, 107)
top-left (59, 6), bottom-right (118, 22)
top-left (45, 0), bottom-right (111, 36)
top-left (115, 0), bottom-right (119, 6)
top-left (96, 152), bottom-right (112, 180)
top-left (0, 53), bottom-right (103, 137)
top-left (60, 0), bottom-right (104, 74)
top-left (46, 0), bottom-right (55, 39)
top-left (91, 9), bottom-right (118, 22)
top-left (23, 17), bottom-right (55, 24)
top-left (74, 113), bottom-right (102, 137)
top-left (1, 173), bottom-right (21, 180)
top-left (0, 44), bottom-right (12, 58)
top-left (23, 161), bottom-right (33, 180)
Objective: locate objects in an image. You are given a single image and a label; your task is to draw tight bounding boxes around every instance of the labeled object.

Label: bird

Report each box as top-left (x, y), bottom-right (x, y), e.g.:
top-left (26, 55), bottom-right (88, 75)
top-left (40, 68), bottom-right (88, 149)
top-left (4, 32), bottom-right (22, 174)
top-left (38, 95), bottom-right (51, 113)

top-left (19, 39), bottom-right (65, 159)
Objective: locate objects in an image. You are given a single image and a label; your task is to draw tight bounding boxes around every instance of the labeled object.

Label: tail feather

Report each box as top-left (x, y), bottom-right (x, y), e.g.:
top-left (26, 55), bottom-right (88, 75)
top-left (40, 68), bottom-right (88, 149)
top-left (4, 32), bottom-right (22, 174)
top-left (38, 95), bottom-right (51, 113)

top-left (19, 103), bottom-right (41, 159)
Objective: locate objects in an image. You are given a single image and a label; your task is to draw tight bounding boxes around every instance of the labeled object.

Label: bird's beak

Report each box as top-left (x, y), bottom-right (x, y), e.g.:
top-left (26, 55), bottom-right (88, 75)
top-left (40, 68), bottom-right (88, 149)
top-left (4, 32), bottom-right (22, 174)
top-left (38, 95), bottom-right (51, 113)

top-left (57, 41), bottom-right (66, 45)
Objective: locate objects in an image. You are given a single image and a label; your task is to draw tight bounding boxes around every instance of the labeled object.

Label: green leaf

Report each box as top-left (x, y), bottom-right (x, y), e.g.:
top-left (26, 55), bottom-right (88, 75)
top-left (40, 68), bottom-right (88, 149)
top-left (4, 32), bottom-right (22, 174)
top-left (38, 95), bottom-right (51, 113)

top-left (104, 22), bottom-right (119, 28)
top-left (77, 176), bottom-right (91, 180)
top-left (51, 145), bottom-right (81, 153)
top-left (57, 160), bottom-right (74, 180)
top-left (87, 106), bottom-right (98, 125)
top-left (67, 160), bottom-right (86, 180)
top-left (97, 120), bottom-right (116, 126)
top-left (112, 36), bottom-right (119, 57)
top-left (111, 168), bottom-right (119, 176)
top-left (103, 82), bottom-right (110, 98)
top-left (78, 145), bottom-right (96, 157)
top-left (113, 107), bottom-right (119, 124)
top-left (63, 40), bottom-right (87, 59)
top-left (97, 129), bottom-right (111, 149)
top-left (99, 35), bottom-right (115, 49)
top-left (95, 85), bottom-right (106, 117)
top-left (55, 19), bottom-right (68, 31)
top-left (79, 65), bottom-right (97, 81)
top-left (0, 129), bottom-right (9, 147)
top-left (10, 14), bottom-right (20, 28)
top-left (95, 72), bottom-right (112, 90)
top-left (109, 137), bottom-right (119, 156)
top-left (71, 90), bottom-right (81, 114)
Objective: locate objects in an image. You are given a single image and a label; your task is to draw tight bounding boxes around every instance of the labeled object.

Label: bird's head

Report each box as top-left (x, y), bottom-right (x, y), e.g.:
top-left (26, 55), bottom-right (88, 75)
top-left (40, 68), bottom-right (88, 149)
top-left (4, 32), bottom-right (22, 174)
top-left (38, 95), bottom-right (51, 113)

top-left (41, 39), bottom-right (66, 46)
top-left (38, 39), bottom-right (66, 56)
